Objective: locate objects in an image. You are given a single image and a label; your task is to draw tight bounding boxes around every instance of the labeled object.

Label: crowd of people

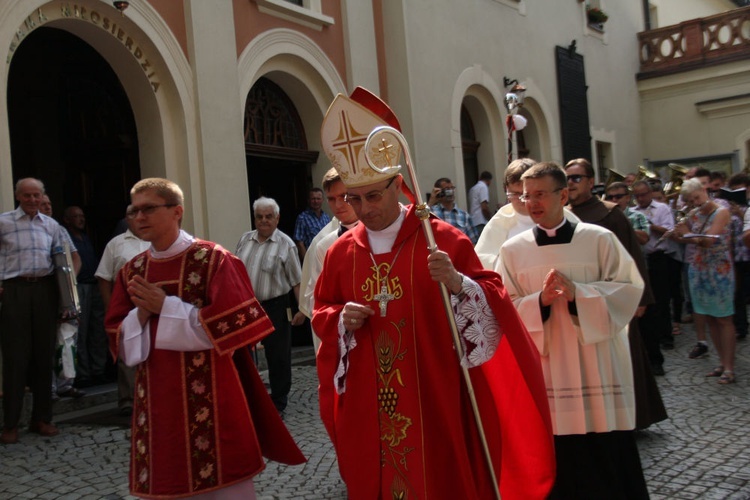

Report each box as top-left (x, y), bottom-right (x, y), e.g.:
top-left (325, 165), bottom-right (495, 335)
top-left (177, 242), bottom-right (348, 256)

top-left (1, 87), bottom-right (746, 499)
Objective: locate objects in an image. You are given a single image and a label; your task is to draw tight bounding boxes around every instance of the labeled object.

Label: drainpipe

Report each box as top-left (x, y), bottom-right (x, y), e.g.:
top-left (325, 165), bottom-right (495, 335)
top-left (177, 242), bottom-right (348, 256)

top-left (643, 0), bottom-right (651, 30)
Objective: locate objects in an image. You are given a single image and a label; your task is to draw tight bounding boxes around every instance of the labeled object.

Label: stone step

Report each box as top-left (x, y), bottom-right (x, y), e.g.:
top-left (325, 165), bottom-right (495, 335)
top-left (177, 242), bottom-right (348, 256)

top-left (1, 346), bottom-right (316, 424)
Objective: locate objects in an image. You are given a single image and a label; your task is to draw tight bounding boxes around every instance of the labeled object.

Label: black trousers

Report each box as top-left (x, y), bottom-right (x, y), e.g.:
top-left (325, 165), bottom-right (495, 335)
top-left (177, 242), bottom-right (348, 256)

top-left (666, 256), bottom-right (683, 324)
top-left (260, 294), bottom-right (292, 411)
top-left (1, 276), bottom-right (59, 428)
top-left (549, 431), bottom-right (650, 500)
top-left (647, 251), bottom-right (674, 345)
top-left (639, 251), bottom-right (672, 367)
top-left (733, 261), bottom-right (750, 337)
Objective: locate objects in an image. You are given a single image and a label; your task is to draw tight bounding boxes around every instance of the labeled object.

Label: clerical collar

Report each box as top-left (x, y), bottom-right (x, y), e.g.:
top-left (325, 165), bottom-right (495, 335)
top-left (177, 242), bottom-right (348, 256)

top-left (366, 204), bottom-right (406, 255)
top-left (534, 220), bottom-right (576, 246)
top-left (338, 220), bottom-right (359, 236)
top-left (151, 230), bottom-right (195, 259)
top-left (536, 217), bottom-right (568, 237)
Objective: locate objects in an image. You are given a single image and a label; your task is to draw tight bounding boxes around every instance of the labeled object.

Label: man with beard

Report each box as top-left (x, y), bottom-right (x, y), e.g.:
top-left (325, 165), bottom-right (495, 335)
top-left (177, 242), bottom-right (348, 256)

top-left (565, 158), bottom-right (667, 429)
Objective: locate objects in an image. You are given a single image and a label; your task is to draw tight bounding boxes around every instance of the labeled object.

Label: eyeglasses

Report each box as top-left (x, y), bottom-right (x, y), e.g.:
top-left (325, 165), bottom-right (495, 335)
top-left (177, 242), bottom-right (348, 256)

top-left (566, 174), bottom-right (591, 184)
top-left (345, 177), bottom-right (396, 206)
top-left (606, 193), bottom-right (629, 201)
top-left (126, 204), bottom-right (176, 219)
top-left (506, 191), bottom-right (523, 200)
top-left (519, 188), bottom-right (563, 203)
top-left (327, 194), bottom-right (346, 204)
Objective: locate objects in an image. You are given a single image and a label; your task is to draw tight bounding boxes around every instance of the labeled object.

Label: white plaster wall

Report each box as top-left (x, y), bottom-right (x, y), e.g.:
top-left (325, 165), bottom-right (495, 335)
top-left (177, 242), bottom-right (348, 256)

top-left (638, 60), bottom-right (750, 167)
top-left (372, 0), bottom-right (645, 210)
top-left (184, 0), bottom-right (250, 249)
top-left (648, 0), bottom-right (736, 28)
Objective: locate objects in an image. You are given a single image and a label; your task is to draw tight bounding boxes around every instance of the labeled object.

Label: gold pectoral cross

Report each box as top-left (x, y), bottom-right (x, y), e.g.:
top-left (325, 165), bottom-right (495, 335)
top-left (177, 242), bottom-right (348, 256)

top-left (373, 284), bottom-right (395, 317)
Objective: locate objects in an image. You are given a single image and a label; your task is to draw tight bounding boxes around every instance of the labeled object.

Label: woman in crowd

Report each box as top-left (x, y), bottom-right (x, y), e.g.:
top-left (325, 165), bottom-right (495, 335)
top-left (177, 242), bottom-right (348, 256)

top-left (670, 178), bottom-right (736, 384)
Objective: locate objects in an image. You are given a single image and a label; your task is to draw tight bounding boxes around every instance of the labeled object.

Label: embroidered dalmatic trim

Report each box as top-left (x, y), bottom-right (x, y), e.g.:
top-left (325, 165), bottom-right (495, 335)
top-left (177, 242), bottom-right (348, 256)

top-left (132, 368), bottom-right (150, 492)
top-left (186, 351), bottom-right (219, 489)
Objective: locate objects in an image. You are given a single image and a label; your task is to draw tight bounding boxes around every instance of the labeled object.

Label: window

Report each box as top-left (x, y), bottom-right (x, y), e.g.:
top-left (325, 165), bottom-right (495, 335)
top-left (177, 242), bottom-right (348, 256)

top-left (255, 0), bottom-right (334, 31)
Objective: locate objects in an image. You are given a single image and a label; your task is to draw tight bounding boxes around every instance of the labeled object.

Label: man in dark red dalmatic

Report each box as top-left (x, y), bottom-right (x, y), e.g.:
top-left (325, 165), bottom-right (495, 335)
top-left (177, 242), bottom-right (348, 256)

top-left (105, 178), bottom-right (304, 499)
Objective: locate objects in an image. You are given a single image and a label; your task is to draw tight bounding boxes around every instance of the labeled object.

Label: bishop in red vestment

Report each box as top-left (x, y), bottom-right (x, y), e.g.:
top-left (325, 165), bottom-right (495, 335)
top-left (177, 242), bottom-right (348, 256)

top-left (105, 178), bottom-right (304, 499)
top-left (314, 90), bottom-right (555, 499)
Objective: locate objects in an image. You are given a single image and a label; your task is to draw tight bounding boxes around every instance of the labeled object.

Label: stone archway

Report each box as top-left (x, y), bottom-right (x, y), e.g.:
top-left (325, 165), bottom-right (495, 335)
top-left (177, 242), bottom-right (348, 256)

top-left (243, 76), bottom-right (318, 238)
top-left (0, 0), bottom-right (199, 233)
top-left (7, 26), bottom-right (140, 250)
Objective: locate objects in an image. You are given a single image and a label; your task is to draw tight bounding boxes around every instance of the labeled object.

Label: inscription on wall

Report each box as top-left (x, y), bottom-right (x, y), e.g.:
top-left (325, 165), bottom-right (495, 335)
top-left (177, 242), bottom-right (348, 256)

top-left (7, 4), bottom-right (160, 93)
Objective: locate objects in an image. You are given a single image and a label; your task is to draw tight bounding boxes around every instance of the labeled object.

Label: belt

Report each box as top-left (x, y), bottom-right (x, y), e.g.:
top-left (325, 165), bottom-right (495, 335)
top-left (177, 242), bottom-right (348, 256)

top-left (648, 250), bottom-right (666, 257)
top-left (5, 274), bottom-right (54, 283)
top-left (261, 294), bottom-right (290, 306)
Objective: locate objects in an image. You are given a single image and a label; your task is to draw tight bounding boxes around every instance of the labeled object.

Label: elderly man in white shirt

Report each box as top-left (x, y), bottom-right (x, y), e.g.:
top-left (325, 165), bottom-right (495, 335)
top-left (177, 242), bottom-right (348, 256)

top-left (236, 197), bottom-right (305, 414)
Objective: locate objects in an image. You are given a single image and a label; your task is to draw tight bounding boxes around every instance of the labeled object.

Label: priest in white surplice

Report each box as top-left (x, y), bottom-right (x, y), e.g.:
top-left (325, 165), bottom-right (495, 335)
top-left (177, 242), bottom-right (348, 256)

top-left (499, 162), bottom-right (650, 500)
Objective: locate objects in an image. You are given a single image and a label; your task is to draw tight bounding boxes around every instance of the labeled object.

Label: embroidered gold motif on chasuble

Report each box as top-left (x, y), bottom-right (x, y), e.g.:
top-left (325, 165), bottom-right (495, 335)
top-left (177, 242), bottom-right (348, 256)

top-left (375, 319), bottom-right (415, 497)
top-left (362, 262), bottom-right (403, 303)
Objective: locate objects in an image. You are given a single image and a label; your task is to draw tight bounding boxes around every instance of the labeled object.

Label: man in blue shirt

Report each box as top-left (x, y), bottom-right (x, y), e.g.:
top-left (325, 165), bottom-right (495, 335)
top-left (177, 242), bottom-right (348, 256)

top-left (63, 206), bottom-right (108, 387)
top-left (293, 188), bottom-right (330, 261)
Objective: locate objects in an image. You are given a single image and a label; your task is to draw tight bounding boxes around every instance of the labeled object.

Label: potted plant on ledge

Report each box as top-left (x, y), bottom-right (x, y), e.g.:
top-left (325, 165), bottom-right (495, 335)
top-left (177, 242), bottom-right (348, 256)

top-left (586, 6), bottom-right (609, 30)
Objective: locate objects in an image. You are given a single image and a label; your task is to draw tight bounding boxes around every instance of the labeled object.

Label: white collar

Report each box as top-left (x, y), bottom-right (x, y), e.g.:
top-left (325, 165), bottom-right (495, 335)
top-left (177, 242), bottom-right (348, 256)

top-left (150, 230), bottom-right (195, 259)
top-left (536, 217), bottom-right (567, 237)
top-left (366, 205), bottom-right (406, 255)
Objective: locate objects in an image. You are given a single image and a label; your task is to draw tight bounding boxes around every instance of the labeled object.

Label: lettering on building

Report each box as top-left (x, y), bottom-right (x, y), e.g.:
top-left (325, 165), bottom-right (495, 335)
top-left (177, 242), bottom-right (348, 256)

top-left (7, 4), bottom-right (160, 93)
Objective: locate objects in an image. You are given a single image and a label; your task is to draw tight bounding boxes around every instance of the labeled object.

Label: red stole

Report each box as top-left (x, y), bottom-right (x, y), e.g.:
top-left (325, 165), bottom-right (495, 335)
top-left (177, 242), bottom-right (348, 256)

top-left (105, 241), bottom-right (304, 498)
top-left (313, 208), bottom-right (555, 500)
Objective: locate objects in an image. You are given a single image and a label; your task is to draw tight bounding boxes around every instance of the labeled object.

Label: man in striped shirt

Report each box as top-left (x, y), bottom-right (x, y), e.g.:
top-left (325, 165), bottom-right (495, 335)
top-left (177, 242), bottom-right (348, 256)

top-left (236, 197), bottom-right (305, 413)
top-left (0, 178), bottom-right (81, 444)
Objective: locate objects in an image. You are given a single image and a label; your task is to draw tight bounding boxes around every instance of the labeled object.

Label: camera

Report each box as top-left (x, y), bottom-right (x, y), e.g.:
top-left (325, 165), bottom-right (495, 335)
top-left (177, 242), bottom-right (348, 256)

top-left (438, 188), bottom-right (454, 199)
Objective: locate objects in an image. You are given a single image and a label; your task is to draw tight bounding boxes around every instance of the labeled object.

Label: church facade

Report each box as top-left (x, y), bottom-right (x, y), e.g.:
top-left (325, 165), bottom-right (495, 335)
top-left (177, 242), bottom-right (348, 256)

top-left (0, 0), bottom-right (747, 250)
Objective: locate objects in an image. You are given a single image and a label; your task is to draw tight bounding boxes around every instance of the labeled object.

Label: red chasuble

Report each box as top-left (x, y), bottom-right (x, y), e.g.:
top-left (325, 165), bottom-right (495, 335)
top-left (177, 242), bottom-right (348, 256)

top-left (105, 240), bottom-right (305, 499)
top-left (313, 206), bottom-right (555, 500)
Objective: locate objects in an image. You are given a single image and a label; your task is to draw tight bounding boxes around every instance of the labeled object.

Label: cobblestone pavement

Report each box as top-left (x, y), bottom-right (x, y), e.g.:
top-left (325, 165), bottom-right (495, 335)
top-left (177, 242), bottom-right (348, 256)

top-left (0, 324), bottom-right (748, 499)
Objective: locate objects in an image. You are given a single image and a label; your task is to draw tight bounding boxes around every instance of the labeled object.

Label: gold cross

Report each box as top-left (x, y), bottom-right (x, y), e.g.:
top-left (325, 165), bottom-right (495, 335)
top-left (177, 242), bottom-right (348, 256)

top-left (331, 110), bottom-right (367, 174)
top-left (378, 138), bottom-right (395, 167)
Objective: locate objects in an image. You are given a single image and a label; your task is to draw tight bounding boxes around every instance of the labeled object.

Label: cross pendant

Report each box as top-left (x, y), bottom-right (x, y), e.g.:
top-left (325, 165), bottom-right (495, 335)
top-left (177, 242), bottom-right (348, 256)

top-left (373, 284), bottom-right (395, 317)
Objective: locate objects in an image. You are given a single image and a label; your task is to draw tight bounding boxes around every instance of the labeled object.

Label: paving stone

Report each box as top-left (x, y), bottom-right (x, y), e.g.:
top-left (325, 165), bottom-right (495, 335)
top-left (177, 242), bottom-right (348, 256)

top-left (1, 329), bottom-right (748, 498)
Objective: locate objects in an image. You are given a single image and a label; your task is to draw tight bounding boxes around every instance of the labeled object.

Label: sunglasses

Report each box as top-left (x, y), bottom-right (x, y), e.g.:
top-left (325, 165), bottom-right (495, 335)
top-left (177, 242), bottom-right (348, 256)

top-left (606, 193), bottom-right (629, 201)
top-left (566, 174), bottom-right (591, 184)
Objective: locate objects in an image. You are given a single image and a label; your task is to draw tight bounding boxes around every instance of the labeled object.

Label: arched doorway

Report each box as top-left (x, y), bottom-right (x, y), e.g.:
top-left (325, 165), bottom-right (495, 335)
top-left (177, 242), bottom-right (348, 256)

top-left (244, 77), bottom-right (318, 238)
top-left (244, 76), bottom-right (318, 347)
top-left (7, 27), bottom-right (140, 252)
top-left (461, 104), bottom-right (480, 198)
